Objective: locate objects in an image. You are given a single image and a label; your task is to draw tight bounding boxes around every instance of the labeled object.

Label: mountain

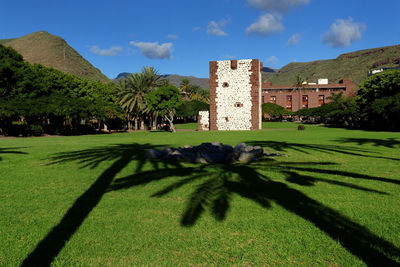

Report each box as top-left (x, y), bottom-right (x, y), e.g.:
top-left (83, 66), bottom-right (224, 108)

top-left (117, 45), bottom-right (400, 88)
top-left (115, 73), bottom-right (210, 89)
top-left (1, 31), bottom-right (109, 82)
top-left (263, 44), bottom-right (400, 86)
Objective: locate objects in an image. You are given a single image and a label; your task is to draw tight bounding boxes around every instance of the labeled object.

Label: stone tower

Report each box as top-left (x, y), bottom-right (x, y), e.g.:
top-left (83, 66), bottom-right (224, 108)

top-left (207, 59), bottom-right (262, 131)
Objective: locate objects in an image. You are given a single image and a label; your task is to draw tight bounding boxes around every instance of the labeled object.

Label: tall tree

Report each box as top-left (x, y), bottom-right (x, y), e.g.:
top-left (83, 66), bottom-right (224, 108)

top-left (357, 70), bottom-right (400, 130)
top-left (180, 78), bottom-right (191, 100)
top-left (146, 85), bottom-right (182, 133)
top-left (117, 67), bottom-right (161, 130)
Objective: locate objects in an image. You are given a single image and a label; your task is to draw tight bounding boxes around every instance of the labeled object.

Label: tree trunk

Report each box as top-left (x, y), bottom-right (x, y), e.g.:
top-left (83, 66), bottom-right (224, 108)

top-left (151, 114), bottom-right (157, 130)
top-left (127, 114), bottom-right (132, 132)
top-left (165, 111), bottom-right (176, 133)
top-left (140, 120), bottom-right (145, 130)
top-left (134, 118), bottom-right (138, 131)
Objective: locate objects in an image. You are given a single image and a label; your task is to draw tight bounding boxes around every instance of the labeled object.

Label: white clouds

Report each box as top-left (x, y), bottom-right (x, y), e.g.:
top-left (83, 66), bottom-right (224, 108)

top-left (246, 0), bottom-right (310, 37)
top-left (89, 45), bottom-right (122, 56)
top-left (287, 33), bottom-right (301, 45)
top-left (323, 17), bottom-right (366, 48)
top-left (192, 27), bottom-right (201, 32)
top-left (247, 0), bottom-right (310, 13)
top-left (167, 34), bottom-right (178, 40)
top-left (207, 18), bottom-right (230, 36)
top-left (246, 13), bottom-right (283, 36)
top-left (130, 41), bottom-right (173, 59)
top-left (266, 55), bottom-right (278, 66)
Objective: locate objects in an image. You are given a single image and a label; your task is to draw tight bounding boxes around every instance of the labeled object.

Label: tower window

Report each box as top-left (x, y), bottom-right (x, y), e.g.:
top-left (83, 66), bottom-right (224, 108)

top-left (234, 102), bottom-right (243, 107)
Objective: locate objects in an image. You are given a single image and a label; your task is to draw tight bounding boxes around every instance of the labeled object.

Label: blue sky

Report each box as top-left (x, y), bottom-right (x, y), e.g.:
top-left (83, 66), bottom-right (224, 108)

top-left (2, 0), bottom-right (400, 78)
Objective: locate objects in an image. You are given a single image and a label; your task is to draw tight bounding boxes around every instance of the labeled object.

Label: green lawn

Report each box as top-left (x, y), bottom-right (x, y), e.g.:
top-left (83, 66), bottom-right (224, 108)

top-left (175, 122), bottom-right (197, 129)
top-left (1, 123), bottom-right (400, 266)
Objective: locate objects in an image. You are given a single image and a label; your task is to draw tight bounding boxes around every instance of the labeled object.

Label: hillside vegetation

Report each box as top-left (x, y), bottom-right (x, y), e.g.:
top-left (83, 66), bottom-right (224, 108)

top-left (263, 45), bottom-right (400, 85)
top-left (1, 31), bottom-right (109, 82)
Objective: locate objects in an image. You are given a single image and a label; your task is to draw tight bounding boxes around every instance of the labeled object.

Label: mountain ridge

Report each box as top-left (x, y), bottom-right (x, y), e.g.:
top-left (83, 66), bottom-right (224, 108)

top-left (264, 44), bottom-right (400, 85)
top-left (1, 31), bottom-right (109, 82)
top-left (2, 31), bottom-right (399, 87)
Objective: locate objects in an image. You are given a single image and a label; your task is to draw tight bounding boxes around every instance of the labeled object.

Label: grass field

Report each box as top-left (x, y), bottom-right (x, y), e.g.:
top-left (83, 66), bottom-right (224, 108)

top-left (175, 122), bottom-right (197, 129)
top-left (1, 123), bottom-right (399, 266)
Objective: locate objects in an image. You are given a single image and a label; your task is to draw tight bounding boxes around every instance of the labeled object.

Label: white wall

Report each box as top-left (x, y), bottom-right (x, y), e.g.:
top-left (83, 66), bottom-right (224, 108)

top-left (198, 111), bottom-right (209, 131)
top-left (318, 78), bottom-right (329, 85)
top-left (215, 59), bottom-right (253, 130)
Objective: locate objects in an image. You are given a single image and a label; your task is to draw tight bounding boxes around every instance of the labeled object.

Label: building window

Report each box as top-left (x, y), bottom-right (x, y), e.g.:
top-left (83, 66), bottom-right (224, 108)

top-left (262, 96), bottom-right (265, 103)
top-left (302, 95), bottom-right (308, 108)
top-left (319, 95), bottom-right (325, 106)
top-left (222, 82), bottom-right (229, 88)
top-left (270, 96), bottom-right (276, 104)
top-left (286, 95), bottom-right (292, 111)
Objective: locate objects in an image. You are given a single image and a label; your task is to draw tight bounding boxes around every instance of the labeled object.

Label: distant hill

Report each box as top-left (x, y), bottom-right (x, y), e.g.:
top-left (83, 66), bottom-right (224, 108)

top-left (263, 44), bottom-right (400, 86)
top-left (115, 73), bottom-right (210, 89)
top-left (1, 31), bottom-right (109, 82)
top-left (117, 45), bottom-right (400, 89)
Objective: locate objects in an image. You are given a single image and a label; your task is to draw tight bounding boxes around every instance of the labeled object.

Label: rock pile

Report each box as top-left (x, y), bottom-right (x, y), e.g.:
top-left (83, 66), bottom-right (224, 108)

top-left (146, 142), bottom-right (287, 164)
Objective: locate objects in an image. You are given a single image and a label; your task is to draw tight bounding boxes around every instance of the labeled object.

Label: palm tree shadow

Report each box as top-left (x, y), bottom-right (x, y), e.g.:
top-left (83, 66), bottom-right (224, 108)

top-left (334, 137), bottom-right (400, 149)
top-left (154, 160), bottom-right (400, 265)
top-left (23, 141), bottom-right (400, 266)
top-left (226, 163), bottom-right (400, 266)
top-left (245, 140), bottom-right (400, 161)
top-left (0, 147), bottom-right (28, 161)
top-left (22, 143), bottom-right (170, 266)
top-left (108, 157), bottom-right (400, 265)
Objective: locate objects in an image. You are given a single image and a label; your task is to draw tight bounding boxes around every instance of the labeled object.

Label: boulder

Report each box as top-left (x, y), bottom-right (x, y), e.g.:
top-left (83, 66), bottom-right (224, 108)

top-left (146, 149), bottom-right (162, 159)
top-left (145, 142), bottom-right (286, 164)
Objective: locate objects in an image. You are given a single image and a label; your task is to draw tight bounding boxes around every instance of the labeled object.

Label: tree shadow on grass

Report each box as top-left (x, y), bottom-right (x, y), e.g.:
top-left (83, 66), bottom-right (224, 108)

top-left (22, 143), bottom-right (172, 266)
top-left (245, 140), bottom-right (400, 161)
top-left (334, 137), bottom-right (400, 149)
top-left (23, 142), bottom-right (400, 266)
top-left (0, 147), bottom-right (27, 161)
top-left (109, 159), bottom-right (400, 265)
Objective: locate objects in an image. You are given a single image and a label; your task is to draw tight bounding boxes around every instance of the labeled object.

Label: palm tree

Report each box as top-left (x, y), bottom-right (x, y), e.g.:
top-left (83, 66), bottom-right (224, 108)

top-left (142, 67), bottom-right (162, 129)
top-left (142, 66), bottom-right (162, 89)
top-left (117, 67), bottom-right (162, 130)
top-left (180, 78), bottom-right (191, 100)
top-left (190, 85), bottom-right (210, 103)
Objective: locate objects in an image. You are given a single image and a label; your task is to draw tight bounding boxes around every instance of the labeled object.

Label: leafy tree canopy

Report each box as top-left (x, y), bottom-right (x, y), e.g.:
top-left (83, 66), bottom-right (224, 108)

top-left (358, 70), bottom-right (400, 130)
top-left (146, 85), bottom-right (182, 132)
top-left (176, 100), bottom-right (209, 117)
top-left (262, 103), bottom-right (291, 118)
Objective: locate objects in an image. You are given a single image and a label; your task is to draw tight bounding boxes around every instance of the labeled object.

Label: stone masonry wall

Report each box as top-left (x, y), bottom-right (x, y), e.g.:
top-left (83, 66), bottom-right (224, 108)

top-left (209, 59), bottom-right (261, 131)
top-left (198, 111), bottom-right (210, 131)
